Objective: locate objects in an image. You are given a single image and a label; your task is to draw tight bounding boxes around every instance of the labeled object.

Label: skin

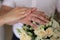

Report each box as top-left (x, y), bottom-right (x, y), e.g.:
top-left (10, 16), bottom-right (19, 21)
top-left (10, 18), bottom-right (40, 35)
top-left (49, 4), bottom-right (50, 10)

top-left (0, 5), bottom-right (49, 28)
top-left (19, 11), bottom-right (49, 28)
top-left (0, 5), bottom-right (13, 16)
top-left (0, 5), bottom-right (13, 25)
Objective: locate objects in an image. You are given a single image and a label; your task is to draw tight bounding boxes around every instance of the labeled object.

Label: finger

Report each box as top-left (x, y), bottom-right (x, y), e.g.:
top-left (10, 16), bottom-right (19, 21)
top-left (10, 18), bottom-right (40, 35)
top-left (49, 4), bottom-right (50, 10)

top-left (17, 8), bottom-right (32, 15)
top-left (31, 12), bottom-right (49, 23)
top-left (25, 13), bottom-right (48, 23)
top-left (7, 8), bottom-right (27, 16)
top-left (30, 14), bottom-right (47, 23)
top-left (20, 8), bottom-right (33, 18)
top-left (31, 16), bottom-right (46, 25)
top-left (33, 11), bottom-right (47, 17)
top-left (30, 23), bottom-right (38, 29)
top-left (15, 8), bottom-right (27, 14)
top-left (13, 7), bottom-right (27, 11)
top-left (33, 11), bottom-right (49, 19)
top-left (11, 8), bottom-right (32, 19)
top-left (19, 19), bottom-right (37, 29)
top-left (25, 9), bottom-right (32, 14)
top-left (25, 21), bottom-right (38, 29)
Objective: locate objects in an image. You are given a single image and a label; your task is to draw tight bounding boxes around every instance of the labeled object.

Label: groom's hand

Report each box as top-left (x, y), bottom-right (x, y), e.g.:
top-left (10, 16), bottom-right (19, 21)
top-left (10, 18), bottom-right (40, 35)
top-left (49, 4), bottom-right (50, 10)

top-left (4, 7), bottom-right (36, 25)
top-left (18, 10), bottom-right (49, 28)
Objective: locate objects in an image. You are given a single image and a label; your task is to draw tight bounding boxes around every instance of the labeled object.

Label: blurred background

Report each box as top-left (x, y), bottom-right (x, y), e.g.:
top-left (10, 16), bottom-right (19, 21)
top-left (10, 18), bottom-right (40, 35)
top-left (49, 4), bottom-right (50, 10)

top-left (0, 0), bottom-right (13, 40)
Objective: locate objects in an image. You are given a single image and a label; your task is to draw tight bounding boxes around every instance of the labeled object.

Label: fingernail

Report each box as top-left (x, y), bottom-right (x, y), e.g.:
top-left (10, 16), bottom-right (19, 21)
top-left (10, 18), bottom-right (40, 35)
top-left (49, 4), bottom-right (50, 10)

top-left (23, 24), bottom-right (26, 26)
top-left (31, 20), bottom-right (33, 23)
top-left (35, 22), bottom-right (40, 25)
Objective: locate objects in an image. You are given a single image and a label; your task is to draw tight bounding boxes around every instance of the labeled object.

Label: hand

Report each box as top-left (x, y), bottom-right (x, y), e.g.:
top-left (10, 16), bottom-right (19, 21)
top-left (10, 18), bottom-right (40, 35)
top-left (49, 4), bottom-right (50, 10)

top-left (31, 11), bottom-right (49, 23)
top-left (18, 11), bottom-right (49, 28)
top-left (2, 7), bottom-right (36, 25)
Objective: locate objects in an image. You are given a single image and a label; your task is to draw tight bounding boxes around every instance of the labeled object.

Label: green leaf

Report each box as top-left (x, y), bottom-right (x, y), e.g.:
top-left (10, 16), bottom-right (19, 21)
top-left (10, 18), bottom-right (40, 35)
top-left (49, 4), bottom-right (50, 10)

top-left (16, 28), bottom-right (21, 33)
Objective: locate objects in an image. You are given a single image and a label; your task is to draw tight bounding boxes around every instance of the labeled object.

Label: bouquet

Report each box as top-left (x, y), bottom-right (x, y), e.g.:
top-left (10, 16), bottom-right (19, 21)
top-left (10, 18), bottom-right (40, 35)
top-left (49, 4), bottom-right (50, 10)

top-left (17, 18), bottom-right (60, 40)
